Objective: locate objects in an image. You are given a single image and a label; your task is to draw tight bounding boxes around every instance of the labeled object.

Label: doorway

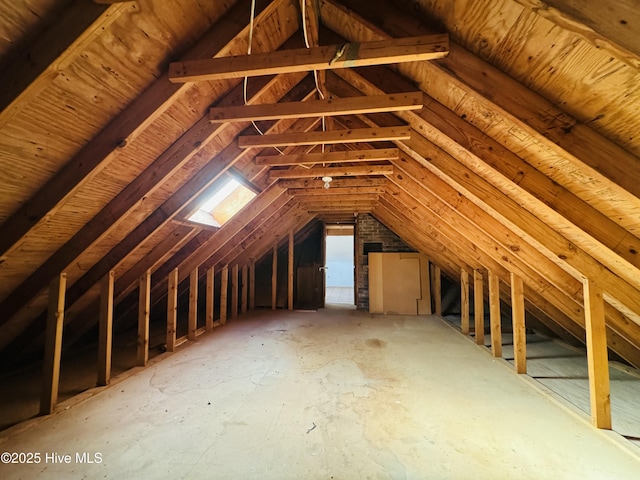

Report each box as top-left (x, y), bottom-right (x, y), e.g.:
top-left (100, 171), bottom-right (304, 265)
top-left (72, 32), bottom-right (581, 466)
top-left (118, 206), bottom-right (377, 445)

top-left (324, 225), bottom-right (355, 305)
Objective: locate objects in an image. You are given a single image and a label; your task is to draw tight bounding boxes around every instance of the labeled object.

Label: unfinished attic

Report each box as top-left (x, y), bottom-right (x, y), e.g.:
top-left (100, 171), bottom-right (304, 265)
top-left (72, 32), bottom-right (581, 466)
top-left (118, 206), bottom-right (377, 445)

top-left (1, 0), bottom-right (640, 477)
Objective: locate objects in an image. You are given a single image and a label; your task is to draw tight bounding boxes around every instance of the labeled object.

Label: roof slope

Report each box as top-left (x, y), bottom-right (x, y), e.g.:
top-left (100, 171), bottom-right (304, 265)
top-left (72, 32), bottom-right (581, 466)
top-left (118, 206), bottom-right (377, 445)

top-left (0, 0), bottom-right (638, 367)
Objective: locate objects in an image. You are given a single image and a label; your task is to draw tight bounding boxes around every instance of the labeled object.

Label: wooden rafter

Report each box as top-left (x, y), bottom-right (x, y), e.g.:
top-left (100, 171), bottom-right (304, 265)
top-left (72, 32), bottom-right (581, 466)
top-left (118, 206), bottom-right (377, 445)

top-left (269, 165), bottom-right (393, 180)
top-left (209, 92), bottom-right (423, 122)
top-left (277, 177), bottom-right (388, 189)
top-left (256, 148), bottom-right (399, 166)
top-left (239, 126), bottom-right (410, 148)
top-left (169, 34), bottom-right (449, 82)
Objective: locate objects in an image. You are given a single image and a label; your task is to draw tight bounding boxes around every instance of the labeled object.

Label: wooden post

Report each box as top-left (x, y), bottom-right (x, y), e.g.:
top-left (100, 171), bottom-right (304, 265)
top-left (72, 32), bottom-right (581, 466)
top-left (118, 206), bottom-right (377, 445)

top-left (40, 272), bottom-right (67, 415)
top-left (288, 230), bottom-right (294, 310)
top-left (206, 267), bottom-right (215, 331)
top-left (220, 265), bottom-right (229, 325)
top-left (510, 272), bottom-right (527, 374)
top-left (231, 264), bottom-right (239, 319)
top-left (137, 270), bottom-right (151, 367)
top-left (271, 241), bottom-right (278, 310)
top-left (433, 264), bottom-right (442, 316)
top-left (474, 270), bottom-right (485, 346)
top-left (166, 268), bottom-right (178, 352)
top-left (488, 270), bottom-right (502, 358)
top-left (583, 278), bottom-right (612, 429)
top-left (188, 267), bottom-right (198, 341)
top-left (97, 271), bottom-right (114, 386)
top-left (241, 264), bottom-right (248, 314)
top-left (249, 260), bottom-right (255, 310)
top-left (460, 269), bottom-right (470, 335)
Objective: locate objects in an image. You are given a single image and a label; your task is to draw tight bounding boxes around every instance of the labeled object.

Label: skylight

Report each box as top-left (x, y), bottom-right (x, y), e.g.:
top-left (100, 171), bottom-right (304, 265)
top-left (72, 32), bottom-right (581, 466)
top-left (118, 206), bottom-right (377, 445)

top-left (188, 177), bottom-right (256, 228)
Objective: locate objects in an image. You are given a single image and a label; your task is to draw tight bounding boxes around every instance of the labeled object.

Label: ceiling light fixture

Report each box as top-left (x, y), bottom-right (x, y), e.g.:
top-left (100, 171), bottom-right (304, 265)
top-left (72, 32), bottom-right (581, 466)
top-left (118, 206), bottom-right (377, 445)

top-left (322, 176), bottom-right (333, 189)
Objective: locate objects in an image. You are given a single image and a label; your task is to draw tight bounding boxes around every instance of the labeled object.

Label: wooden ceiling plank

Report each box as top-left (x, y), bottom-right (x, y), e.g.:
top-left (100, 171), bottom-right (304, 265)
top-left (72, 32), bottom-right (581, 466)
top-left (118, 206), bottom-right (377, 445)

top-left (240, 126), bottom-right (410, 148)
top-left (269, 165), bottom-right (392, 180)
top-left (0, 0), bottom-right (286, 260)
top-left (209, 92), bottom-right (423, 122)
top-left (169, 33), bottom-right (449, 82)
top-left (256, 148), bottom-right (399, 165)
top-left (323, 0), bottom-right (640, 216)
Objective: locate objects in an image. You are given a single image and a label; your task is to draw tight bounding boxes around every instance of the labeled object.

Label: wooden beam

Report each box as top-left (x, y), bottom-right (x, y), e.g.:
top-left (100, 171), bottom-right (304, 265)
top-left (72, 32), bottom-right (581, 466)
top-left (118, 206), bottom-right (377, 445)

top-left (188, 268), bottom-right (198, 341)
top-left (137, 270), bottom-right (151, 367)
top-left (278, 177), bottom-right (388, 189)
top-left (288, 231), bottom-right (294, 310)
top-left (489, 269), bottom-right (502, 358)
top-left (220, 265), bottom-right (229, 325)
top-left (272, 242), bottom-right (278, 310)
top-left (474, 270), bottom-right (485, 346)
top-left (461, 269), bottom-right (470, 335)
top-left (270, 165), bottom-right (393, 180)
top-left (241, 264), bottom-right (248, 314)
top-left (583, 278), bottom-right (612, 429)
top-left (166, 268), bottom-right (178, 352)
top-left (231, 264), bottom-right (239, 319)
top-left (288, 186), bottom-right (385, 196)
top-left (250, 260), bottom-right (256, 310)
top-left (432, 263), bottom-right (442, 316)
top-left (206, 267), bottom-right (215, 332)
top-left (256, 148), bottom-right (399, 166)
top-left (169, 34), bottom-right (449, 82)
top-left (97, 271), bottom-right (114, 386)
top-left (40, 273), bottom-right (67, 415)
top-left (210, 92), bottom-right (423, 122)
top-left (510, 272), bottom-right (527, 374)
top-left (240, 126), bottom-right (410, 148)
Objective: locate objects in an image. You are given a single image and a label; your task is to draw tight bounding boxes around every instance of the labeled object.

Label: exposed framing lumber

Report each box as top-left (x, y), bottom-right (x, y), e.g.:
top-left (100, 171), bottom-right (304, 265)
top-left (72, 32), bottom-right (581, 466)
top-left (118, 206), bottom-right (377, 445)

top-left (460, 269), bottom-right (470, 335)
top-left (137, 270), bottom-right (151, 367)
top-left (288, 231), bottom-right (294, 310)
top-left (40, 273), bottom-right (67, 415)
top-left (240, 126), bottom-right (410, 148)
top-left (206, 267), bottom-right (215, 332)
top-left (272, 242), bottom-right (278, 310)
top-left (277, 177), bottom-right (388, 189)
top-left (210, 92), bottom-right (423, 122)
top-left (241, 264), bottom-right (248, 314)
top-left (510, 272), bottom-right (527, 374)
top-left (231, 264), bottom-right (239, 319)
top-left (250, 260), bottom-right (256, 310)
top-left (288, 186), bottom-right (385, 196)
top-left (220, 265), bottom-right (229, 325)
top-left (188, 268), bottom-right (198, 341)
top-left (169, 34), bottom-right (448, 82)
top-left (256, 148), bottom-right (399, 166)
top-left (418, 255), bottom-right (432, 315)
top-left (97, 271), bottom-right (115, 386)
top-left (488, 269), bottom-right (502, 358)
top-left (432, 263), bottom-right (442, 316)
top-left (166, 268), bottom-right (178, 352)
top-left (474, 270), bottom-right (485, 346)
top-left (270, 165), bottom-right (392, 180)
top-left (583, 278), bottom-right (612, 429)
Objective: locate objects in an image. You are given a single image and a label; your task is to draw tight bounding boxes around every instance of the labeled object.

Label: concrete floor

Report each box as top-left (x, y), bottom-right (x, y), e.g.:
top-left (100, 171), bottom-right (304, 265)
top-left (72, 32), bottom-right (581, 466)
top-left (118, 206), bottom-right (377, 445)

top-left (1, 307), bottom-right (640, 479)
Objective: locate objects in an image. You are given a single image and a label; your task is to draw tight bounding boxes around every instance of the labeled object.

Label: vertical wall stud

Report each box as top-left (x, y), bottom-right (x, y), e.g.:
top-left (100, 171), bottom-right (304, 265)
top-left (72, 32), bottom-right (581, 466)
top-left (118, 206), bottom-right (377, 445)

top-left (166, 268), bottom-right (178, 352)
top-left (231, 264), bottom-right (239, 319)
top-left (97, 270), bottom-right (115, 386)
top-left (40, 272), bottom-right (67, 415)
top-left (510, 272), bottom-right (526, 374)
top-left (460, 269), bottom-right (470, 335)
top-left (241, 264), bottom-right (248, 314)
top-left (249, 259), bottom-right (255, 310)
top-left (272, 241), bottom-right (278, 310)
top-left (288, 230), bottom-right (294, 311)
top-left (220, 265), bottom-right (229, 325)
top-left (488, 270), bottom-right (502, 357)
top-left (583, 278), bottom-right (612, 429)
top-left (206, 267), bottom-right (214, 332)
top-left (433, 264), bottom-right (442, 316)
top-left (188, 267), bottom-right (198, 341)
top-left (137, 270), bottom-right (151, 366)
top-left (474, 269), bottom-right (485, 346)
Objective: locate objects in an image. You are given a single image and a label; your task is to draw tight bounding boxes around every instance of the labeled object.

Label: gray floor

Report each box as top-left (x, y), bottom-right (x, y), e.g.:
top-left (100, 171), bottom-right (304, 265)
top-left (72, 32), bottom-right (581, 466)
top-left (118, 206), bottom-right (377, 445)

top-left (325, 286), bottom-right (354, 305)
top-left (1, 308), bottom-right (640, 479)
